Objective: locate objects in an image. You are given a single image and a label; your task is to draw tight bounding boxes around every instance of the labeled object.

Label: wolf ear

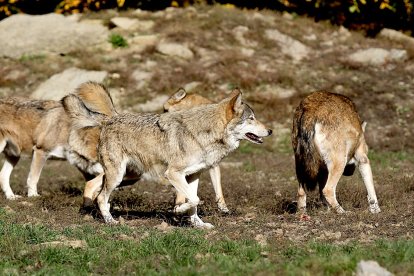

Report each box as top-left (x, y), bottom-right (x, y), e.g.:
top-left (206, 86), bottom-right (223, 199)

top-left (226, 88), bottom-right (243, 120)
top-left (171, 88), bottom-right (187, 102)
top-left (361, 121), bottom-right (367, 133)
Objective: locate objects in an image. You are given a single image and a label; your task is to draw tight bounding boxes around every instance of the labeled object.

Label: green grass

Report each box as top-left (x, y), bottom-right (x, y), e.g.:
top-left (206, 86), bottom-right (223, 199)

top-left (0, 209), bottom-right (413, 275)
top-left (108, 34), bottom-right (128, 48)
top-left (369, 149), bottom-right (414, 168)
top-left (19, 54), bottom-right (46, 62)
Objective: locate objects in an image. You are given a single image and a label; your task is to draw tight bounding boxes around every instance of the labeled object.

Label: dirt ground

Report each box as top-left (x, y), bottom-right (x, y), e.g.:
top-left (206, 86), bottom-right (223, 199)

top-left (0, 5), bottom-right (413, 250)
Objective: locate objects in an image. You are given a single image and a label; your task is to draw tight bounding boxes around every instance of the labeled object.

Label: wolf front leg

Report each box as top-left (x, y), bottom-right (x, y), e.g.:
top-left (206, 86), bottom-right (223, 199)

top-left (26, 147), bottom-right (48, 197)
top-left (209, 165), bottom-right (229, 213)
top-left (187, 173), bottom-right (214, 229)
top-left (166, 168), bottom-right (200, 214)
top-left (355, 143), bottom-right (381, 214)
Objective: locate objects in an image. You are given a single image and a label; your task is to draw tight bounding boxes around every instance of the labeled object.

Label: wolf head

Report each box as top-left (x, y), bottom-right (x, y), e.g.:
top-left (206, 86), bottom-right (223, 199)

top-left (223, 89), bottom-right (272, 146)
top-left (163, 88), bottom-right (212, 112)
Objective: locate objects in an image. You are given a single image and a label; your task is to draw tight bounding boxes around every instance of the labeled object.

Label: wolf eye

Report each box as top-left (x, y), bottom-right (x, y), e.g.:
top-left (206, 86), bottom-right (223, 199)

top-left (249, 116), bottom-right (254, 120)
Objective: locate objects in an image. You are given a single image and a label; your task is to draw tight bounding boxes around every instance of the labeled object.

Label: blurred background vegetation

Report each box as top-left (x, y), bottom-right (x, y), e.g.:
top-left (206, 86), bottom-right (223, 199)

top-left (0, 0), bottom-right (413, 36)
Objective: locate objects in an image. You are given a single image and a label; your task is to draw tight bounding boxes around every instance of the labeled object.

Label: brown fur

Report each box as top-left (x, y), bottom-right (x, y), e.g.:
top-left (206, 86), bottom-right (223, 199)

top-left (0, 82), bottom-right (116, 199)
top-left (163, 89), bottom-right (212, 112)
top-left (292, 91), bottom-right (380, 214)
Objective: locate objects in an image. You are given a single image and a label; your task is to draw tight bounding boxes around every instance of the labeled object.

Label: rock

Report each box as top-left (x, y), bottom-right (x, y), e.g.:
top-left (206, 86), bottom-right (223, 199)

top-left (156, 42), bottom-right (194, 59)
top-left (240, 47), bottom-right (255, 57)
top-left (131, 69), bottom-right (153, 89)
top-left (111, 17), bottom-right (138, 30)
top-left (20, 201), bottom-right (34, 207)
top-left (379, 28), bottom-right (414, 49)
top-left (31, 67), bottom-right (108, 100)
top-left (183, 81), bottom-right (201, 92)
top-left (257, 85), bottom-right (297, 100)
top-left (130, 35), bottom-right (159, 46)
top-left (232, 26), bottom-right (258, 47)
top-left (348, 48), bottom-right (407, 66)
top-left (265, 29), bottom-right (311, 62)
top-left (0, 13), bottom-right (108, 59)
top-left (338, 26), bottom-right (351, 40)
top-left (356, 260), bottom-right (393, 276)
top-left (155, 221), bottom-right (174, 231)
top-left (110, 17), bottom-right (154, 31)
top-left (133, 95), bottom-right (169, 112)
top-left (251, 12), bottom-right (274, 24)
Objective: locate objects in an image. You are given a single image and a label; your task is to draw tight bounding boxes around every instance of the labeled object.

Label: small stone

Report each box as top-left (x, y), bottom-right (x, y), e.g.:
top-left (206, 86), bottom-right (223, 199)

top-left (356, 260), bottom-right (393, 276)
top-left (156, 42), bottom-right (194, 59)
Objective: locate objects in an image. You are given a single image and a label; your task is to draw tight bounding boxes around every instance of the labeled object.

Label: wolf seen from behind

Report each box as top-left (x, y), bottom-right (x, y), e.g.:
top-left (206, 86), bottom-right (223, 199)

top-left (292, 91), bottom-right (381, 216)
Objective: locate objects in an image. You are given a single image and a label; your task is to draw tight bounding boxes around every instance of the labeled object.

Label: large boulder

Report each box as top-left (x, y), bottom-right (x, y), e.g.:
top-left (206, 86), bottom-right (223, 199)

top-left (31, 67), bottom-right (108, 100)
top-left (0, 13), bottom-right (108, 59)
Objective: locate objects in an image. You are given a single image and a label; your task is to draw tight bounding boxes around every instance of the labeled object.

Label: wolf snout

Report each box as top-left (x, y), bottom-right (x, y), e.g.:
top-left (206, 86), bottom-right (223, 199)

top-left (267, 129), bottom-right (273, 136)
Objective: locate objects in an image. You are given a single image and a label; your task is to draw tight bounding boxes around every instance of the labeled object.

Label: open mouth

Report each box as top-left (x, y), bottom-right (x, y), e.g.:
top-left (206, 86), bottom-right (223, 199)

top-left (245, 133), bottom-right (263, 144)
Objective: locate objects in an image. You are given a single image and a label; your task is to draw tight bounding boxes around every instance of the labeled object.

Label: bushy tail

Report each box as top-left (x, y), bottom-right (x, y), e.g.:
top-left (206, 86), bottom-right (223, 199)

top-left (62, 82), bottom-right (117, 129)
top-left (292, 105), bottom-right (325, 191)
top-left (75, 82), bottom-right (117, 117)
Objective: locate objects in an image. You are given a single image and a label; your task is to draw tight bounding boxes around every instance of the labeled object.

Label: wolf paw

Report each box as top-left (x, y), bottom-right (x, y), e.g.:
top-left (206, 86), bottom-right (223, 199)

top-left (369, 203), bottom-right (381, 214)
top-left (334, 205), bottom-right (346, 214)
top-left (7, 194), bottom-right (22, 200)
top-left (103, 215), bottom-right (119, 224)
top-left (28, 192), bottom-right (40, 197)
top-left (218, 203), bottom-right (229, 213)
top-left (190, 216), bottom-right (214, 229)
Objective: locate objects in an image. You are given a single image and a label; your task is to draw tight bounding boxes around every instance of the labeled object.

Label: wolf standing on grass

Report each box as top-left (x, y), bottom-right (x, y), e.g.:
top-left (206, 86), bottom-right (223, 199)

top-left (292, 91), bottom-right (380, 216)
top-left (65, 89), bottom-right (272, 228)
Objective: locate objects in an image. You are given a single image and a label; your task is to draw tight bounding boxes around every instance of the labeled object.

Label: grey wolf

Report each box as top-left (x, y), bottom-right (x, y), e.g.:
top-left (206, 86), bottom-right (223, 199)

top-left (64, 89), bottom-right (272, 228)
top-left (292, 91), bottom-right (381, 215)
top-left (0, 82), bottom-right (114, 199)
top-left (164, 88), bottom-right (229, 213)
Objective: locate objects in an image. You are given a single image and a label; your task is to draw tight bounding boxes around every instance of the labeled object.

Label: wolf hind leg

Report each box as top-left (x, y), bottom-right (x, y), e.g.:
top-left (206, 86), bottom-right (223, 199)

top-left (322, 160), bottom-right (346, 213)
top-left (27, 147), bottom-right (48, 197)
top-left (355, 143), bottom-right (380, 213)
top-left (97, 161), bottom-right (126, 224)
top-left (0, 138), bottom-right (22, 199)
top-left (297, 184), bottom-right (307, 214)
top-left (0, 155), bottom-right (20, 200)
top-left (83, 173), bottom-right (104, 208)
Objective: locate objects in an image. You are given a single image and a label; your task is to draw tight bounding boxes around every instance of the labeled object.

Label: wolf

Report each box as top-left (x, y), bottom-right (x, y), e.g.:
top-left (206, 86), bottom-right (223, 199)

top-left (292, 91), bottom-right (381, 215)
top-left (0, 82), bottom-right (115, 199)
top-left (63, 89), bottom-right (272, 228)
top-left (163, 88), bottom-right (229, 213)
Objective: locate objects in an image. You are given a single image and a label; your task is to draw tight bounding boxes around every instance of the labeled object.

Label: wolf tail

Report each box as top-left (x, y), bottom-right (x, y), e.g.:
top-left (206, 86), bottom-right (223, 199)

top-left (292, 108), bottom-right (325, 191)
top-left (62, 82), bottom-right (117, 129)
